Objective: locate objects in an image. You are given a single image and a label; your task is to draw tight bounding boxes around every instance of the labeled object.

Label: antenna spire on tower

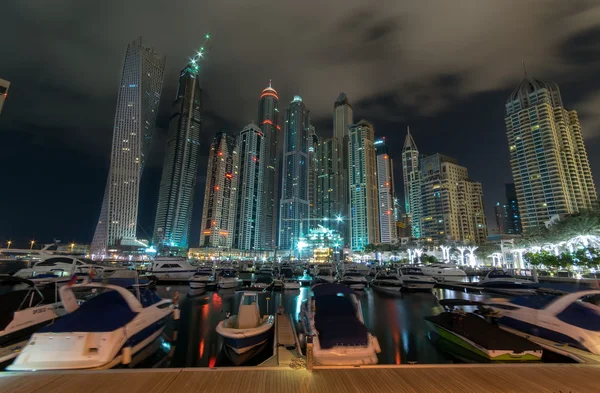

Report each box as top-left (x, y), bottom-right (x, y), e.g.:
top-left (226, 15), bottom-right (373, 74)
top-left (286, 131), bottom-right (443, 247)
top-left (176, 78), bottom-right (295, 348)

top-left (522, 61), bottom-right (528, 78)
top-left (269, 79), bottom-right (272, 88)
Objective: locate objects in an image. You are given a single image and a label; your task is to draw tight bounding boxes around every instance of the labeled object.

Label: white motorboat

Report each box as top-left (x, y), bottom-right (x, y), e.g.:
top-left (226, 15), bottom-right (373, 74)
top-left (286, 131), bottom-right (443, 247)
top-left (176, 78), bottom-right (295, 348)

top-left (475, 270), bottom-right (539, 293)
top-left (300, 284), bottom-right (380, 365)
top-left (283, 278), bottom-right (301, 290)
top-left (398, 267), bottom-right (437, 291)
top-left (420, 263), bottom-right (466, 282)
top-left (239, 262), bottom-right (255, 273)
top-left (217, 269), bottom-right (243, 289)
top-left (340, 270), bottom-right (368, 290)
top-left (0, 276), bottom-right (66, 366)
top-left (315, 265), bottom-right (336, 283)
top-left (14, 256), bottom-right (121, 285)
top-left (8, 282), bottom-right (177, 370)
top-left (488, 290), bottom-right (600, 356)
top-left (252, 273), bottom-right (273, 290)
top-left (189, 268), bottom-right (215, 289)
top-left (370, 272), bottom-right (403, 295)
top-left (216, 292), bottom-right (274, 354)
top-left (257, 263), bottom-right (274, 276)
top-left (148, 256), bottom-right (197, 282)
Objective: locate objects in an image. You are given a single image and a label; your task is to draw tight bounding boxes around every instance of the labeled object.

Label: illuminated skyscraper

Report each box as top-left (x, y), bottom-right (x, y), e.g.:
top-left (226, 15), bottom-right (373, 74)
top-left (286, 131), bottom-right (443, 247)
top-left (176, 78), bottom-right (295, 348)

top-left (258, 82), bottom-right (280, 250)
top-left (92, 38), bottom-right (165, 255)
top-left (349, 120), bottom-right (380, 250)
top-left (505, 183), bottom-right (523, 234)
top-left (402, 127), bottom-right (421, 238)
top-left (279, 96), bottom-right (311, 251)
top-left (200, 132), bottom-right (239, 248)
top-left (0, 78), bottom-right (10, 114)
top-left (316, 138), bottom-right (335, 222)
top-left (234, 123), bottom-right (265, 250)
top-left (152, 62), bottom-right (203, 251)
top-left (333, 93), bottom-right (353, 244)
top-left (308, 125), bottom-right (320, 223)
top-left (505, 77), bottom-right (597, 231)
top-left (375, 138), bottom-right (398, 244)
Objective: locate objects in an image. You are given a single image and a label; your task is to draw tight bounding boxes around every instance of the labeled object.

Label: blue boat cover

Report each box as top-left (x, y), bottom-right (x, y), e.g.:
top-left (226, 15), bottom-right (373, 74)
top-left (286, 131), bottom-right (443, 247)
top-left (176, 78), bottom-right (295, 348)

top-left (556, 302), bottom-right (600, 331)
top-left (314, 295), bottom-right (368, 349)
top-left (312, 283), bottom-right (355, 297)
top-left (510, 294), bottom-right (558, 310)
top-left (139, 289), bottom-right (162, 308)
top-left (41, 290), bottom-right (138, 333)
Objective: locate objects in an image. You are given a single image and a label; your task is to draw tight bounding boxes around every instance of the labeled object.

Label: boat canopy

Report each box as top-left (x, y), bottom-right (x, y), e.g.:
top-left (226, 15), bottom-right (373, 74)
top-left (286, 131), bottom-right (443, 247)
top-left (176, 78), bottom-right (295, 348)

top-left (312, 283), bottom-right (355, 297)
top-left (59, 283), bottom-right (145, 313)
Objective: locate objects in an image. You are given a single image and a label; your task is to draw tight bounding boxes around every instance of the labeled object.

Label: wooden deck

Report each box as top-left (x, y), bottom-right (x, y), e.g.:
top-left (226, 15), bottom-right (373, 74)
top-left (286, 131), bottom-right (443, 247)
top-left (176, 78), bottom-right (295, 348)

top-left (2, 364), bottom-right (600, 393)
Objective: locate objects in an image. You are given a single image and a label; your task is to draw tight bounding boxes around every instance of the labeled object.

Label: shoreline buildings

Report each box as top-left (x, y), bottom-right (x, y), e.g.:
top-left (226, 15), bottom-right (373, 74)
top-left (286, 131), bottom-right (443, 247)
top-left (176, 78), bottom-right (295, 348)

top-left (375, 138), bottom-right (398, 244)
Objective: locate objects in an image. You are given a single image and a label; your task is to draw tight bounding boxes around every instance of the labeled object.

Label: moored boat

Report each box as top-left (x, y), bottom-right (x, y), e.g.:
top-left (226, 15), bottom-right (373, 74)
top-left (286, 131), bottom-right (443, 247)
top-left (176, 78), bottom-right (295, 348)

top-left (148, 256), bottom-right (197, 282)
top-left (189, 268), bottom-right (215, 289)
top-left (419, 263), bottom-right (466, 282)
top-left (370, 272), bottom-right (403, 295)
top-left (398, 267), bottom-right (437, 291)
top-left (475, 269), bottom-right (539, 294)
top-left (340, 270), bottom-right (368, 290)
top-left (217, 269), bottom-right (243, 289)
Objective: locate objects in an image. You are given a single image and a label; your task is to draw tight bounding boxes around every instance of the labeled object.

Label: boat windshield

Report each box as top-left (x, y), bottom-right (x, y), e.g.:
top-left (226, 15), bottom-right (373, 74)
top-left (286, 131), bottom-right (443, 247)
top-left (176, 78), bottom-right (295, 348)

top-left (488, 270), bottom-right (514, 279)
top-left (401, 268), bottom-right (424, 276)
top-left (219, 270), bottom-right (237, 278)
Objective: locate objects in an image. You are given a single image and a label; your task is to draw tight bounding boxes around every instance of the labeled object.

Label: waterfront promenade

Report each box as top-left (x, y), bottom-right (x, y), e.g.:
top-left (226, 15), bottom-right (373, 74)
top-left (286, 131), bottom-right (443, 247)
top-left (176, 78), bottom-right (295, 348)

top-left (2, 364), bottom-right (600, 393)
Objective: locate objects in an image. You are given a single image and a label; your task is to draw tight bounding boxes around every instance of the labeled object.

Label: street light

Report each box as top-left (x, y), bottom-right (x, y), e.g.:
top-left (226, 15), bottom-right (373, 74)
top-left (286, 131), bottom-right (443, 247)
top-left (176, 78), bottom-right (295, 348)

top-left (30, 240), bottom-right (35, 250)
top-left (336, 216), bottom-right (343, 223)
top-left (70, 243), bottom-right (75, 252)
top-left (7, 240), bottom-right (12, 249)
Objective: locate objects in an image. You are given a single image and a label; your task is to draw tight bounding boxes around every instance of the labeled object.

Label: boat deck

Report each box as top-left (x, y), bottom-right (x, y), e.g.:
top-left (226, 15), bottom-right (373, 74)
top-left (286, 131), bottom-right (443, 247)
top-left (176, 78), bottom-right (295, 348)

top-left (2, 364), bottom-right (600, 393)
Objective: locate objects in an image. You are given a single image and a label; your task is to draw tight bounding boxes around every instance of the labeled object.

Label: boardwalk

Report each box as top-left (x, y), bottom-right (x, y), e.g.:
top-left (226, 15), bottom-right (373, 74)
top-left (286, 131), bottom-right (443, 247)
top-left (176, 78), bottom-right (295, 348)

top-left (2, 364), bottom-right (600, 393)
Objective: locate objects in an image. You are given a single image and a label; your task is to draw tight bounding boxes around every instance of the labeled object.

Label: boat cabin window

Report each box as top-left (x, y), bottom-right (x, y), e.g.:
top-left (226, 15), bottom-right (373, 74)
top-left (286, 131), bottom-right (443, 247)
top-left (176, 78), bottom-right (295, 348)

top-left (401, 268), bottom-right (424, 276)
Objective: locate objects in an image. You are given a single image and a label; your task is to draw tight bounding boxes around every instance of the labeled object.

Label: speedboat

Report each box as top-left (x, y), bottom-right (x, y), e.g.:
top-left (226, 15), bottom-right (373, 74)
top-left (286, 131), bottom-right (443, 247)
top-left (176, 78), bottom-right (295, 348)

top-left (216, 292), bottom-right (274, 354)
top-left (257, 264), bottom-right (274, 276)
top-left (300, 284), bottom-right (380, 365)
top-left (0, 276), bottom-right (66, 366)
top-left (148, 256), bottom-right (197, 282)
top-left (280, 266), bottom-right (294, 279)
top-left (239, 262), bottom-right (255, 273)
top-left (398, 267), bottom-right (437, 291)
top-left (420, 263), bottom-right (466, 282)
top-left (252, 273), bottom-right (273, 290)
top-left (315, 265), bottom-right (336, 283)
top-left (217, 269), bottom-right (243, 289)
top-left (488, 290), bottom-right (600, 356)
top-left (14, 256), bottom-right (121, 285)
top-left (475, 270), bottom-right (539, 294)
top-left (340, 270), bottom-right (368, 290)
top-left (370, 272), bottom-right (403, 295)
top-left (272, 277), bottom-right (285, 290)
top-left (7, 282), bottom-right (177, 370)
top-left (189, 268), bottom-right (215, 289)
top-left (283, 278), bottom-right (301, 290)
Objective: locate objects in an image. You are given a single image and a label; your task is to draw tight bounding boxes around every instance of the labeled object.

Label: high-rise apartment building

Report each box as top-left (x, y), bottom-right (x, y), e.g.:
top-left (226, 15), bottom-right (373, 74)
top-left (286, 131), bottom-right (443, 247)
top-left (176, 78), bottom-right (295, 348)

top-left (505, 77), bottom-right (597, 231)
top-left (419, 154), bottom-right (487, 244)
top-left (402, 127), bottom-right (421, 238)
top-left (200, 132), bottom-right (238, 248)
top-left (375, 138), bottom-right (398, 244)
top-left (92, 38), bottom-right (165, 255)
top-left (258, 82), bottom-right (280, 250)
top-left (333, 93), bottom-right (353, 244)
top-left (308, 125), bottom-right (320, 223)
top-left (316, 138), bottom-right (335, 222)
top-left (279, 96), bottom-right (311, 251)
top-left (234, 124), bottom-right (265, 250)
top-left (152, 62), bottom-right (203, 251)
top-left (0, 78), bottom-right (10, 114)
top-left (349, 120), bottom-right (380, 250)
top-left (505, 183), bottom-right (523, 234)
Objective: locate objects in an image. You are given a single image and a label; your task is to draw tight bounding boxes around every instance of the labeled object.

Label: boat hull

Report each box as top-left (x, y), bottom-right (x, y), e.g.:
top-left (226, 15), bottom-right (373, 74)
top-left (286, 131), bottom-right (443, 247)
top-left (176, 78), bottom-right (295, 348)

top-left (189, 281), bottom-right (207, 289)
top-left (402, 280), bottom-right (435, 291)
top-left (216, 316), bottom-right (274, 354)
top-left (370, 284), bottom-right (403, 295)
top-left (218, 279), bottom-right (242, 289)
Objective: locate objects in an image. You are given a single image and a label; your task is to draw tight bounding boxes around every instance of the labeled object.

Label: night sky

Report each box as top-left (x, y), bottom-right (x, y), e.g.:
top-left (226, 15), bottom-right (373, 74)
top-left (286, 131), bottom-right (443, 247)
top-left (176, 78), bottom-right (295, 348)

top-left (1, 1), bottom-right (599, 248)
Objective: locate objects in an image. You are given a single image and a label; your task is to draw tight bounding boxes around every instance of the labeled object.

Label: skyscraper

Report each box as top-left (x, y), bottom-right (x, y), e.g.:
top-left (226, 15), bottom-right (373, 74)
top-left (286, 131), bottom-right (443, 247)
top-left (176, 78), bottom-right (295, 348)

top-left (375, 138), bottom-right (398, 244)
top-left (200, 132), bottom-right (239, 248)
top-left (402, 127), bottom-right (421, 238)
top-left (234, 123), bottom-right (265, 250)
top-left (419, 154), bottom-right (487, 244)
top-left (505, 77), bottom-right (597, 231)
top-left (92, 38), bottom-right (165, 255)
top-left (152, 62), bottom-right (203, 251)
top-left (316, 138), bottom-right (335, 223)
top-left (504, 183), bottom-right (523, 234)
top-left (308, 125), bottom-right (320, 223)
top-left (349, 120), bottom-right (380, 250)
top-left (258, 82), bottom-right (280, 250)
top-left (333, 93), bottom-right (353, 244)
top-left (279, 96), bottom-right (311, 251)
top-left (0, 78), bottom-right (10, 114)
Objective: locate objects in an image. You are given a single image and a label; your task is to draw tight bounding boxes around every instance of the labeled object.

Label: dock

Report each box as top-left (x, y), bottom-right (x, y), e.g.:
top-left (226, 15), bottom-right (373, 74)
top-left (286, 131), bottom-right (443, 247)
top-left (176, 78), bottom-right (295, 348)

top-left (3, 364), bottom-right (600, 393)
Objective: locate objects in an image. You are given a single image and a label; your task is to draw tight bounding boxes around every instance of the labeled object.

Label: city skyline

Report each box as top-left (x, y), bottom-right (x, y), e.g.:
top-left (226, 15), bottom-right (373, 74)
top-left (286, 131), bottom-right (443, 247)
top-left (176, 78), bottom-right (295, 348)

top-left (2, 1), bottom-right (600, 246)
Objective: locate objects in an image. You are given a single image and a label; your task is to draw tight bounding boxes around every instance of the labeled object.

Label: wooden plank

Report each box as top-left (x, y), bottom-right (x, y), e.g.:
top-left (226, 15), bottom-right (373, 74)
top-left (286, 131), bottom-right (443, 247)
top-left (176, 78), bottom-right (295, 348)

top-left (0, 373), bottom-right (62, 393)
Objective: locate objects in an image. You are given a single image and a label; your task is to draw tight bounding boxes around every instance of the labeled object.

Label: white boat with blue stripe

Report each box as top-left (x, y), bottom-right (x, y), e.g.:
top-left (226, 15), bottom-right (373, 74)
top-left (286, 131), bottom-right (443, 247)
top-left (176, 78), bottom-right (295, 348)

top-left (216, 292), bottom-right (274, 354)
top-left (149, 256), bottom-right (197, 282)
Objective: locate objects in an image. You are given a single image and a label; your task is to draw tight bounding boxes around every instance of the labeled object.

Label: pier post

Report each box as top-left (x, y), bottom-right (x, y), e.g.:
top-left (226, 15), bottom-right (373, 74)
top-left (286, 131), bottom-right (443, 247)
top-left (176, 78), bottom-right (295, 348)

top-left (306, 335), bottom-right (313, 371)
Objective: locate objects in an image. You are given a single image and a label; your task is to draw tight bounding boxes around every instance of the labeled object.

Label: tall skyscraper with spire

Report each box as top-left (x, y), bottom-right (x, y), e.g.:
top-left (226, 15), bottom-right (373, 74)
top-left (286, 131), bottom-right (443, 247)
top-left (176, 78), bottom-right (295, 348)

top-left (308, 125), bottom-right (320, 223)
top-left (258, 82), bottom-right (280, 250)
top-left (92, 38), bottom-right (165, 255)
top-left (279, 96), bottom-right (311, 251)
top-left (349, 120), bottom-right (380, 250)
top-left (375, 138), bottom-right (398, 244)
top-left (505, 77), bottom-right (597, 231)
top-left (402, 127), bottom-right (421, 238)
top-left (200, 132), bottom-right (239, 248)
top-left (333, 93), bottom-right (353, 245)
top-left (152, 61), bottom-right (203, 252)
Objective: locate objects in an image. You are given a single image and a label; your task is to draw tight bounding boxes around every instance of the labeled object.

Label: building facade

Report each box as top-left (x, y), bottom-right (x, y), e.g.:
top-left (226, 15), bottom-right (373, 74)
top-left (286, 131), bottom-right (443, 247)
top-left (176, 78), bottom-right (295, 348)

top-left (316, 138), bottom-right (336, 225)
top-left (258, 82), bottom-right (280, 250)
top-left (504, 183), bottom-right (523, 234)
top-left (234, 123), bottom-right (265, 250)
top-left (333, 93), bottom-right (353, 244)
top-left (505, 77), bottom-right (597, 231)
top-left (152, 62), bottom-right (203, 251)
top-left (200, 132), bottom-right (239, 248)
top-left (401, 127), bottom-right (421, 238)
top-left (0, 78), bottom-right (10, 114)
top-left (349, 120), bottom-right (380, 250)
top-left (279, 96), bottom-right (311, 251)
top-left (92, 38), bottom-right (165, 255)
top-left (375, 138), bottom-right (398, 244)
top-left (308, 125), bottom-right (320, 223)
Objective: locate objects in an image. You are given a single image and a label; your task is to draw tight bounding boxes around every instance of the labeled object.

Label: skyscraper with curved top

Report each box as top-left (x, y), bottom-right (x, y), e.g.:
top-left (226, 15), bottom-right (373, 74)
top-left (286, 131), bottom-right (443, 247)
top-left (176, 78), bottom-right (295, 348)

top-left (505, 77), bottom-right (597, 231)
top-left (258, 82), bottom-right (280, 250)
top-left (92, 38), bottom-right (165, 255)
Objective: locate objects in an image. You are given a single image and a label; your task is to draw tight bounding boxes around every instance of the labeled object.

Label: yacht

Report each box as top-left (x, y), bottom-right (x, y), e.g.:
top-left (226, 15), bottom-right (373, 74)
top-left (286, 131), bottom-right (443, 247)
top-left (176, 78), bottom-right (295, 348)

top-left (300, 284), bottom-right (380, 365)
top-left (8, 282), bottom-right (177, 370)
top-left (488, 290), bottom-right (600, 356)
top-left (370, 272), bottom-right (403, 295)
top-left (252, 273), bottom-right (273, 290)
top-left (216, 292), bottom-right (274, 354)
top-left (239, 261), bottom-right (255, 273)
top-left (217, 269), bottom-right (243, 289)
top-left (282, 278), bottom-right (301, 290)
top-left (420, 263), bottom-right (466, 282)
top-left (315, 264), bottom-right (336, 283)
top-left (189, 268), bottom-right (215, 289)
top-left (340, 270), bottom-right (368, 290)
top-left (398, 267), bottom-right (437, 291)
top-left (0, 276), bottom-right (65, 366)
top-left (148, 256), bottom-right (197, 282)
top-left (475, 269), bottom-right (539, 294)
top-left (14, 256), bottom-right (121, 285)
top-left (257, 263), bottom-right (274, 276)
